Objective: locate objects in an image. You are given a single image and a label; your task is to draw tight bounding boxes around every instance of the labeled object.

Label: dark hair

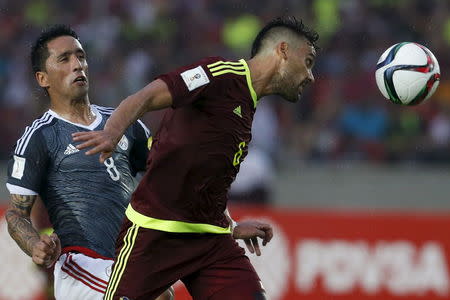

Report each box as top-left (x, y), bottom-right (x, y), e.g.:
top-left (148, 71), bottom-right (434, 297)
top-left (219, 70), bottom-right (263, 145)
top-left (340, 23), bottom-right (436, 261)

top-left (31, 24), bottom-right (79, 73)
top-left (251, 16), bottom-right (319, 58)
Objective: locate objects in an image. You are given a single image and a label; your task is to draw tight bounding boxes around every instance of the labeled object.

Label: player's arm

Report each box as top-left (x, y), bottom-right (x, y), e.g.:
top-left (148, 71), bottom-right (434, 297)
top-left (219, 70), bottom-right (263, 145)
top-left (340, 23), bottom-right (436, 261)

top-left (5, 194), bottom-right (60, 267)
top-left (6, 194), bottom-right (39, 256)
top-left (73, 79), bottom-right (172, 162)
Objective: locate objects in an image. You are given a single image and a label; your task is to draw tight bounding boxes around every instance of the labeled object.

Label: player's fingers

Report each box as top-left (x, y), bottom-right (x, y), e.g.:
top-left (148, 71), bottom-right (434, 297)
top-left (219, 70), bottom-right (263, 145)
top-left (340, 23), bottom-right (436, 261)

top-left (259, 225), bottom-right (273, 246)
top-left (40, 234), bottom-right (54, 247)
top-left (32, 254), bottom-right (45, 266)
top-left (72, 131), bottom-right (100, 139)
top-left (99, 152), bottom-right (113, 163)
top-left (34, 247), bottom-right (53, 263)
top-left (244, 239), bottom-right (255, 254)
top-left (72, 131), bottom-right (88, 138)
top-left (252, 237), bottom-right (261, 256)
top-left (76, 138), bottom-right (101, 151)
top-left (252, 228), bottom-right (267, 239)
top-left (36, 239), bottom-right (53, 253)
top-left (36, 245), bottom-right (54, 259)
top-left (85, 143), bottom-right (110, 156)
top-left (50, 233), bottom-right (61, 248)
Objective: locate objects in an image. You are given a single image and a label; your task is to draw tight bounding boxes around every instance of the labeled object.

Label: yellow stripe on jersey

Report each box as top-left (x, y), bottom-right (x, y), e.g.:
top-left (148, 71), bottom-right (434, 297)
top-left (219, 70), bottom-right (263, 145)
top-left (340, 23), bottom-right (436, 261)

top-left (104, 224), bottom-right (139, 300)
top-left (208, 62), bottom-right (246, 77)
top-left (207, 60), bottom-right (245, 68)
top-left (147, 136), bottom-right (153, 150)
top-left (211, 69), bottom-right (247, 77)
top-left (125, 204), bottom-right (232, 234)
top-left (239, 58), bottom-right (258, 108)
top-left (206, 59), bottom-right (259, 108)
top-left (209, 64), bottom-right (245, 73)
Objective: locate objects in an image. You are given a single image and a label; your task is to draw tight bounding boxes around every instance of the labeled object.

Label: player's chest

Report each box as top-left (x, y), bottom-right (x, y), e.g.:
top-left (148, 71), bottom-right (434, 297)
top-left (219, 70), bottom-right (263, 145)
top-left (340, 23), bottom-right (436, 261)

top-left (50, 132), bottom-right (132, 171)
top-left (197, 97), bottom-right (255, 132)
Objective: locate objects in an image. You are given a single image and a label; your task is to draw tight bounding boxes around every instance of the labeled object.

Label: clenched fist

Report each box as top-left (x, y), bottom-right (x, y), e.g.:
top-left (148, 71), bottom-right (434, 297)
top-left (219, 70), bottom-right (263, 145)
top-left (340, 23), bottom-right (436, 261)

top-left (32, 233), bottom-right (61, 268)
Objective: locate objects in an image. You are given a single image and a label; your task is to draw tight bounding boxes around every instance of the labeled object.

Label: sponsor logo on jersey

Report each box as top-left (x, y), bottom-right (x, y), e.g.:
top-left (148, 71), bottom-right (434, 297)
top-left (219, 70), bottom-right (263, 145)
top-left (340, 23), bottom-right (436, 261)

top-left (180, 65), bottom-right (210, 91)
top-left (118, 135), bottom-right (129, 151)
top-left (233, 105), bottom-right (242, 118)
top-left (64, 144), bottom-right (80, 155)
top-left (12, 155), bottom-right (26, 180)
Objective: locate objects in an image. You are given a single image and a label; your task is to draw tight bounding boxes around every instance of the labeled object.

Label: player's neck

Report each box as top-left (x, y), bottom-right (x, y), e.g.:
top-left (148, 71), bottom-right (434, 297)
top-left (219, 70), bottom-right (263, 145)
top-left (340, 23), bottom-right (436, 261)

top-left (246, 56), bottom-right (277, 99)
top-left (50, 97), bottom-right (96, 126)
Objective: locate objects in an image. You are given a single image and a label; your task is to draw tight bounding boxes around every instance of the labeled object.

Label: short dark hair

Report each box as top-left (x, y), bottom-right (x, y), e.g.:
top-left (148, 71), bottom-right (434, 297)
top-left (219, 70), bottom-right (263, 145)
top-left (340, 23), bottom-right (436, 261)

top-left (251, 16), bottom-right (319, 58)
top-left (31, 24), bottom-right (79, 73)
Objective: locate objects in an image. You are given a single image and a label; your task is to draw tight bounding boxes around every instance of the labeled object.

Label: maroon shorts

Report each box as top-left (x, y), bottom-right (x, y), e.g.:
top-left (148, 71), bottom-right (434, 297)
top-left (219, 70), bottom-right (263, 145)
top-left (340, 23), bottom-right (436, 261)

top-left (104, 219), bottom-right (265, 300)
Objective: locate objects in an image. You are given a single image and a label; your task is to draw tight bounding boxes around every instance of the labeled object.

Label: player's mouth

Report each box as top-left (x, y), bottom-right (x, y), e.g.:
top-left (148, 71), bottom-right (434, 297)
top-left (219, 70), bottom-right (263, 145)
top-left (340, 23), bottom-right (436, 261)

top-left (73, 75), bottom-right (87, 86)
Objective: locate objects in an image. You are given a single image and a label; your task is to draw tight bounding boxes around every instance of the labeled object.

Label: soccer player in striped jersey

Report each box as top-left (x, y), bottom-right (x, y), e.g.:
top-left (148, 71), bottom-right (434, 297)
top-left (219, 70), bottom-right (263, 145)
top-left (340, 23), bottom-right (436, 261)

top-left (74, 16), bottom-right (318, 300)
top-left (5, 25), bottom-right (173, 300)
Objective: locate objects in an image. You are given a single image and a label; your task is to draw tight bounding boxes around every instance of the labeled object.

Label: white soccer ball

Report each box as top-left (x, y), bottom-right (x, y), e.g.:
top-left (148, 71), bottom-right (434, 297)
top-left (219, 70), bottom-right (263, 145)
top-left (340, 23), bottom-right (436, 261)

top-left (375, 42), bottom-right (440, 105)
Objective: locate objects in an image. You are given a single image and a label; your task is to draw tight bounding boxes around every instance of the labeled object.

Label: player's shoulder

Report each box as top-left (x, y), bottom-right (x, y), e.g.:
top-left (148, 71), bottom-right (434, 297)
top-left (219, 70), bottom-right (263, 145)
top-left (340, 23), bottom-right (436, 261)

top-left (181, 56), bottom-right (248, 83)
top-left (202, 57), bottom-right (248, 80)
top-left (14, 111), bottom-right (56, 156)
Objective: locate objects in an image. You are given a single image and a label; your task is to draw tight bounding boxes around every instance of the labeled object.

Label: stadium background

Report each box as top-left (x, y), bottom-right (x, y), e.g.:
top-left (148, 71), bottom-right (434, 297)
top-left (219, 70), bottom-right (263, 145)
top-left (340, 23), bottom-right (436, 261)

top-left (1, 0), bottom-right (450, 299)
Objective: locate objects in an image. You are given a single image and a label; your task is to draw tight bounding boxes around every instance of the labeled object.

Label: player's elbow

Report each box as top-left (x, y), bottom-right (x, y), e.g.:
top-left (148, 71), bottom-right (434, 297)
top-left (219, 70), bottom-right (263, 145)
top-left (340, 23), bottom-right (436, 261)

top-left (138, 79), bottom-right (173, 111)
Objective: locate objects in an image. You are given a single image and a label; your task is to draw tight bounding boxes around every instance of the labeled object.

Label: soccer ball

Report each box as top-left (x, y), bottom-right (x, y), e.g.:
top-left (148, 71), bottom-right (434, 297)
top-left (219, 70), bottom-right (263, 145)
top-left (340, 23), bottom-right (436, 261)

top-left (375, 42), bottom-right (440, 105)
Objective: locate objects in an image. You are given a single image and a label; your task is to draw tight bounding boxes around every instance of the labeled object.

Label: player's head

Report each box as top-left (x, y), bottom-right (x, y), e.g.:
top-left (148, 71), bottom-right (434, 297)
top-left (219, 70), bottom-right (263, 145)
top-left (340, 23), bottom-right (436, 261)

top-left (251, 16), bottom-right (319, 102)
top-left (31, 24), bottom-right (89, 101)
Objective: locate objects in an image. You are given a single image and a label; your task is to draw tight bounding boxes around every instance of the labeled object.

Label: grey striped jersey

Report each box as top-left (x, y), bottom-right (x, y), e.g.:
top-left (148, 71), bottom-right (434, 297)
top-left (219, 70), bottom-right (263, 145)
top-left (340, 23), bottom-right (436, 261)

top-left (6, 105), bottom-right (150, 258)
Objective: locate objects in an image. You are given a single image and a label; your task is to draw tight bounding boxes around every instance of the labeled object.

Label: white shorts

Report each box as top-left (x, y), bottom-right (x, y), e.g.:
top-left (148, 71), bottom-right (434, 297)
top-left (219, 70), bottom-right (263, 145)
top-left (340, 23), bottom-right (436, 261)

top-left (54, 252), bottom-right (113, 300)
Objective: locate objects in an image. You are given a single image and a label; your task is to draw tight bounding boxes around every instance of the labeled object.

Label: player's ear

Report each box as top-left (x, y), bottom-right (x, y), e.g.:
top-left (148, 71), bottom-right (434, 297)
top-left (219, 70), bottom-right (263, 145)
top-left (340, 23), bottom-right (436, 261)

top-left (35, 71), bottom-right (50, 89)
top-left (276, 41), bottom-right (289, 61)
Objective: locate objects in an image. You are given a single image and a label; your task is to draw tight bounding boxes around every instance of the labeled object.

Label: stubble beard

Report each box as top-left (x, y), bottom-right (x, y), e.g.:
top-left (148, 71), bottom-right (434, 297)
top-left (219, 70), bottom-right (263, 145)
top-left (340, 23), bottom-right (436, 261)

top-left (71, 83), bottom-right (89, 102)
top-left (272, 69), bottom-right (299, 103)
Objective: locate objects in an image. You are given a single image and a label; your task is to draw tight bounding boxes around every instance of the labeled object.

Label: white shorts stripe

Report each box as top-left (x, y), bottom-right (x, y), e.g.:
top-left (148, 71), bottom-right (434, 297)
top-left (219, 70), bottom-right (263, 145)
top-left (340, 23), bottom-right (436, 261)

top-left (54, 253), bottom-right (112, 300)
top-left (64, 255), bottom-right (108, 289)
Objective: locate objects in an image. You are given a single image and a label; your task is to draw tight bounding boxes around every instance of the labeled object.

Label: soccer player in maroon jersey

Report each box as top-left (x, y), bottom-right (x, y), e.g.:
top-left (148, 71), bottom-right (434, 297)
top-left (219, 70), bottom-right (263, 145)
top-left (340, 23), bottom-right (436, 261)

top-left (73, 16), bottom-right (318, 300)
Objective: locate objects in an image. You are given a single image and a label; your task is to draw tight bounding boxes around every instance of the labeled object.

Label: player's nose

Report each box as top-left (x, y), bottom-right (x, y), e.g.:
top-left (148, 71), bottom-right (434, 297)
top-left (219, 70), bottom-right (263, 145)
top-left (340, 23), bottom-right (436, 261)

top-left (308, 70), bottom-right (315, 83)
top-left (71, 56), bottom-right (83, 72)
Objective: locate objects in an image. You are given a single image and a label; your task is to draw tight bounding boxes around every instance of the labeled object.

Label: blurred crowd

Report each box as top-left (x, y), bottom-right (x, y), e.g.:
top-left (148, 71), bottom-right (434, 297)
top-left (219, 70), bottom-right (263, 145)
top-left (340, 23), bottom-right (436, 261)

top-left (1, 0), bottom-right (450, 202)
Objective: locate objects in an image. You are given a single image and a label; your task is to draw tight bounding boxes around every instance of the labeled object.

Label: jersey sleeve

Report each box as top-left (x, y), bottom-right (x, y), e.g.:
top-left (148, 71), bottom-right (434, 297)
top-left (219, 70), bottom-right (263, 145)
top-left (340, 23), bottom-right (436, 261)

top-left (6, 130), bottom-right (49, 195)
top-left (157, 56), bottom-right (224, 108)
top-left (129, 119), bottom-right (151, 175)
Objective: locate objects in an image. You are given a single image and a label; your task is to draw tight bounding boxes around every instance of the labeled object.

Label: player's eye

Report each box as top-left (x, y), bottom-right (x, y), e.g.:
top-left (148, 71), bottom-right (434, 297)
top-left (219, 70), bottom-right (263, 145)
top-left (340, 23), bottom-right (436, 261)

top-left (59, 56), bottom-right (68, 62)
top-left (306, 58), bottom-right (313, 68)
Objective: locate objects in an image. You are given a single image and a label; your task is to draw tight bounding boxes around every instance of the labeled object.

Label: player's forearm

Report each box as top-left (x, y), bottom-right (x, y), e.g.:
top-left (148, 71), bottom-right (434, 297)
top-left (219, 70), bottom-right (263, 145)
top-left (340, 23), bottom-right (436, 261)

top-left (5, 209), bottom-right (40, 257)
top-left (105, 80), bottom-right (169, 140)
top-left (104, 93), bottom-right (147, 142)
top-left (6, 194), bottom-right (39, 257)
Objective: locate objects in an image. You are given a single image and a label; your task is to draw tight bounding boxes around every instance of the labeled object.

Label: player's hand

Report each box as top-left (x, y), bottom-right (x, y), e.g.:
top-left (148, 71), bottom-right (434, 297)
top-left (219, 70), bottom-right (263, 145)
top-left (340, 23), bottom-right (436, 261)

top-left (72, 130), bottom-right (117, 163)
top-left (31, 233), bottom-right (61, 268)
top-left (232, 221), bottom-right (273, 256)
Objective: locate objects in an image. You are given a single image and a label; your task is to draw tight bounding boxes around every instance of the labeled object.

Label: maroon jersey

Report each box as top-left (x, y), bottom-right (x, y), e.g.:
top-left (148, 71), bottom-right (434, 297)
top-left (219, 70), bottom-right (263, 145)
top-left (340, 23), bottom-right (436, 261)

top-left (129, 56), bottom-right (258, 230)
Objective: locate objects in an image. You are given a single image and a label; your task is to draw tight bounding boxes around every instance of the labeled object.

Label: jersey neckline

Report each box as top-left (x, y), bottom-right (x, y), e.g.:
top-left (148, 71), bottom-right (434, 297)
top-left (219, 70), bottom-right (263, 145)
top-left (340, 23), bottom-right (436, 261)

top-left (47, 105), bottom-right (103, 130)
top-left (239, 59), bottom-right (258, 108)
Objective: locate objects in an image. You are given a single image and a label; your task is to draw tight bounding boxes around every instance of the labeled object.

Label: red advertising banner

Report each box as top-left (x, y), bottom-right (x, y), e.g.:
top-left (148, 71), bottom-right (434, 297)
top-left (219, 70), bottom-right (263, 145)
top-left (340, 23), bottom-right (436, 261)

top-left (2, 205), bottom-right (450, 300)
top-left (175, 205), bottom-right (450, 300)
